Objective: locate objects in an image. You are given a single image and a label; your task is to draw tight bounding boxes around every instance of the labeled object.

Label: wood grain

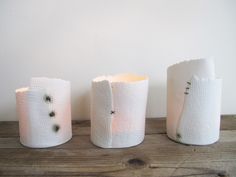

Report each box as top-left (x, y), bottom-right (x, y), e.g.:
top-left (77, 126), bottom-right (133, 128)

top-left (0, 115), bottom-right (235, 177)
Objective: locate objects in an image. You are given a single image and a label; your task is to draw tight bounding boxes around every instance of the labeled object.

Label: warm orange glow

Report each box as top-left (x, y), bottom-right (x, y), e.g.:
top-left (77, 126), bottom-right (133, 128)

top-left (15, 87), bottom-right (29, 93)
top-left (93, 73), bottom-right (148, 83)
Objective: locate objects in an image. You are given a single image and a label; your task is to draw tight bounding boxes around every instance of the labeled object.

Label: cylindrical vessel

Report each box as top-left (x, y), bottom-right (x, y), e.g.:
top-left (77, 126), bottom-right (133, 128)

top-left (167, 59), bottom-right (222, 145)
top-left (91, 73), bottom-right (149, 148)
top-left (16, 78), bottom-right (72, 148)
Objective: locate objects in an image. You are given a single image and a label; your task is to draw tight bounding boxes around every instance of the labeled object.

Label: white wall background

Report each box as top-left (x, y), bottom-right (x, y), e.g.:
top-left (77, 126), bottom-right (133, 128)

top-left (0, 0), bottom-right (235, 121)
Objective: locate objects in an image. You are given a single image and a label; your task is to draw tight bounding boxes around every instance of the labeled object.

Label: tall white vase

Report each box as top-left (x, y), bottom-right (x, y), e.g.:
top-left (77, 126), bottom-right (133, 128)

top-left (167, 59), bottom-right (222, 145)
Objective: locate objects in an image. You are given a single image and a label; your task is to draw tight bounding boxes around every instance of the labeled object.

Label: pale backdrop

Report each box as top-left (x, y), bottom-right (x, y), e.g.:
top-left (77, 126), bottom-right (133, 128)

top-left (0, 0), bottom-right (235, 120)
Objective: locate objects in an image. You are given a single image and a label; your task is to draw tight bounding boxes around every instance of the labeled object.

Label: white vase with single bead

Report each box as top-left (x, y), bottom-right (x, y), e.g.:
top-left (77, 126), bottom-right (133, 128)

top-left (91, 73), bottom-right (149, 148)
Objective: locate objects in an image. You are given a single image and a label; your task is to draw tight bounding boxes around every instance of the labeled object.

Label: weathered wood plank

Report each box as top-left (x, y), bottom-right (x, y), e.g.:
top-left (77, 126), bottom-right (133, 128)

top-left (0, 131), bottom-right (235, 176)
top-left (0, 116), bottom-right (235, 176)
top-left (0, 162), bottom-right (234, 177)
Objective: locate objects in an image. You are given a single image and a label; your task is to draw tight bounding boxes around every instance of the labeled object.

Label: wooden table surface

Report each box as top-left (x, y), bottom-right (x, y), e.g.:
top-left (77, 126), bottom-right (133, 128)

top-left (0, 115), bottom-right (235, 177)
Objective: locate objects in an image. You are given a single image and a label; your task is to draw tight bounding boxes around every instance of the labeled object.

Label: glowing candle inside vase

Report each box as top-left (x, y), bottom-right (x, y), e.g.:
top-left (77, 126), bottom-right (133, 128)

top-left (91, 73), bottom-right (149, 148)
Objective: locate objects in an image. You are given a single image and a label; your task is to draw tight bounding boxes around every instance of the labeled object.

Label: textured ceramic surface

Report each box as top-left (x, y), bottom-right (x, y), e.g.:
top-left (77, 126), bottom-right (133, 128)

top-left (167, 59), bottom-right (222, 145)
top-left (16, 78), bottom-right (72, 148)
top-left (91, 74), bottom-right (149, 148)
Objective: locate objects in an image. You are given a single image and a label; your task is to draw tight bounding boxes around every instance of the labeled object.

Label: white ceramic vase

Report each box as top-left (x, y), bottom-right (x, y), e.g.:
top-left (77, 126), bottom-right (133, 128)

top-left (167, 59), bottom-right (222, 145)
top-left (16, 78), bottom-right (72, 148)
top-left (91, 73), bottom-right (149, 148)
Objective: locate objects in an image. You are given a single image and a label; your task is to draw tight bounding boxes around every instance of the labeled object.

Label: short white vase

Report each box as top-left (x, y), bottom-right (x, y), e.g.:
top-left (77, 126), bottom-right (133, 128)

top-left (16, 78), bottom-right (72, 148)
top-left (91, 73), bottom-right (149, 148)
